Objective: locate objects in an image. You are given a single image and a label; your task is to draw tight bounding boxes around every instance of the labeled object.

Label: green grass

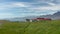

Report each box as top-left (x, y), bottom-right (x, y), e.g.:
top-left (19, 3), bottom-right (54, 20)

top-left (0, 20), bottom-right (60, 34)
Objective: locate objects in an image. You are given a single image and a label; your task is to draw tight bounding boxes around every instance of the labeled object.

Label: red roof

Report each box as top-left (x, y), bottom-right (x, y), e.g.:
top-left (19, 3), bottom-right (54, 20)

top-left (32, 18), bottom-right (51, 20)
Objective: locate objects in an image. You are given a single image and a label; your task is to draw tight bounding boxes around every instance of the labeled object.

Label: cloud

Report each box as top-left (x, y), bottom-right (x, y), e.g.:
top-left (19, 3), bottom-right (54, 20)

top-left (0, 1), bottom-right (59, 11)
top-left (0, 2), bottom-right (30, 10)
top-left (47, 2), bottom-right (56, 6)
top-left (39, 6), bottom-right (60, 10)
top-left (0, 0), bottom-right (60, 19)
top-left (11, 2), bottom-right (30, 7)
top-left (28, 4), bottom-right (60, 11)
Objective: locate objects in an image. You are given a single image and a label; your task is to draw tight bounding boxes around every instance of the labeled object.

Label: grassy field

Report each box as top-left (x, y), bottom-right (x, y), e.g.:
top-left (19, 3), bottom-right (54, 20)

top-left (0, 20), bottom-right (60, 34)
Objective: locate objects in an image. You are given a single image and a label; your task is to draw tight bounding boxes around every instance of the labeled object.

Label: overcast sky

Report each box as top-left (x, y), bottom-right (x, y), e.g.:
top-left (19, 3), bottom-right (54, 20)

top-left (0, 0), bottom-right (60, 19)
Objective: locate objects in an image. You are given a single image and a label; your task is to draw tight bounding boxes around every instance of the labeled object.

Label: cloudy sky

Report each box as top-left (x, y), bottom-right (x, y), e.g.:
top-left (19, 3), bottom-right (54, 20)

top-left (0, 0), bottom-right (60, 19)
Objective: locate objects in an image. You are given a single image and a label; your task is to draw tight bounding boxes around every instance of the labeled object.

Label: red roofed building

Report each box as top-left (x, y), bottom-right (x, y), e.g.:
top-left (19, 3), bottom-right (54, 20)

top-left (37, 18), bottom-right (51, 20)
top-left (26, 18), bottom-right (51, 22)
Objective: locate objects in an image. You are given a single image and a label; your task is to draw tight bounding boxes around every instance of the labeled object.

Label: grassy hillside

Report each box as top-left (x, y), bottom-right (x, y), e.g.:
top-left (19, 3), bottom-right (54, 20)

top-left (0, 20), bottom-right (60, 34)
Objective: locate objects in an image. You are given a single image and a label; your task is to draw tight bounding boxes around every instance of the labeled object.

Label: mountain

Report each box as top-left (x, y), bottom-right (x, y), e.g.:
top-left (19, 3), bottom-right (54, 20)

top-left (6, 16), bottom-right (40, 21)
top-left (6, 17), bottom-right (26, 22)
top-left (52, 12), bottom-right (60, 20)
top-left (6, 11), bottom-right (60, 21)
top-left (53, 12), bottom-right (60, 16)
top-left (40, 11), bottom-right (60, 20)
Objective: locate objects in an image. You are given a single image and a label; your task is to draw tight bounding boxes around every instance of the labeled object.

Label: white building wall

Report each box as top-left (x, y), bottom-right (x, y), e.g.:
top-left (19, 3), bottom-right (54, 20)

top-left (30, 20), bottom-right (33, 22)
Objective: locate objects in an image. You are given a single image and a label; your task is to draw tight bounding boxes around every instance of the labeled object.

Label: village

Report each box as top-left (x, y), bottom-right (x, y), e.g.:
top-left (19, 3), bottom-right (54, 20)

top-left (26, 17), bottom-right (51, 22)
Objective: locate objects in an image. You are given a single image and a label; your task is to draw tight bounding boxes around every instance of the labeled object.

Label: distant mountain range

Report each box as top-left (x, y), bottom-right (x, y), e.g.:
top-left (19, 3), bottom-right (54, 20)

top-left (39, 11), bottom-right (60, 20)
top-left (7, 11), bottom-right (60, 21)
top-left (51, 12), bottom-right (60, 20)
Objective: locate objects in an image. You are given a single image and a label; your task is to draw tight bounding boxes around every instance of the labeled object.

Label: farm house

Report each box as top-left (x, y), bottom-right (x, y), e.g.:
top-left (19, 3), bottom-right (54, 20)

top-left (25, 18), bottom-right (51, 22)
